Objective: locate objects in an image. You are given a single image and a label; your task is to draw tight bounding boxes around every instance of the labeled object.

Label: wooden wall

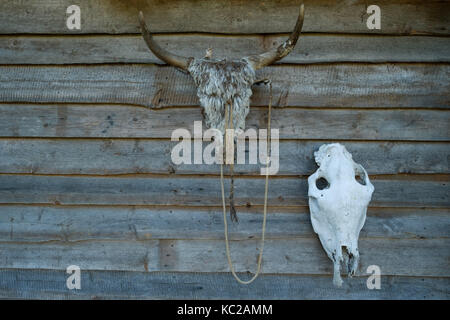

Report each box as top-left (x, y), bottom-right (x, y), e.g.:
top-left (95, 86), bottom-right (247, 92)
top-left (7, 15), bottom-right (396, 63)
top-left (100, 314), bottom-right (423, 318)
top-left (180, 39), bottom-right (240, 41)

top-left (0, 0), bottom-right (449, 299)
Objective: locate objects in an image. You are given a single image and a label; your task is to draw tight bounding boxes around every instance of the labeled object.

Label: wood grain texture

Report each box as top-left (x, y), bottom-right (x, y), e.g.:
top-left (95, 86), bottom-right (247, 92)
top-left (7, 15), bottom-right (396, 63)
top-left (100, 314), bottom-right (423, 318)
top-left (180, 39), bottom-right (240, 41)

top-left (0, 105), bottom-right (448, 141)
top-left (0, 237), bottom-right (448, 276)
top-left (0, 269), bottom-right (448, 300)
top-left (1, 206), bottom-right (448, 242)
top-left (1, 269), bottom-right (448, 300)
top-left (1, 35), bottom-right (449, 64)
top-left (1, 64), bottom-right (448, 109)
top-left (1, 139), bottom-right (448, 175)
top-left (0, 0), bottom-right (448, 35)
top-left (0, 175), bottom-right (448, 208)
top-left (1, 0), bottom-right (449, 301)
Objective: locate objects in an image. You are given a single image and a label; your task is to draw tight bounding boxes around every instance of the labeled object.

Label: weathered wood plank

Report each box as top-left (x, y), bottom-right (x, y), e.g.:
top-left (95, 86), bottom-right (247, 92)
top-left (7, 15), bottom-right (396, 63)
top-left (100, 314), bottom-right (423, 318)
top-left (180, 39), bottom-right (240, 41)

top-left (0, 238), bottom-right (448, 276)
top-left (1, 139), bottom-right (448, 175)
top-left (1, 206), bottom-right (448, 242)
top-left (1, 0), bottom-right (448, 35)
top-left (0, 105), bottom-right (448, 141)
top-left (2, 35), bottom-right (449, 64)
top-left (0, 175), bottom-right (448, 208)
top-left (1, 64), bottom-right (448, 109)
top-left (0, 269), bottom-right (448, 300)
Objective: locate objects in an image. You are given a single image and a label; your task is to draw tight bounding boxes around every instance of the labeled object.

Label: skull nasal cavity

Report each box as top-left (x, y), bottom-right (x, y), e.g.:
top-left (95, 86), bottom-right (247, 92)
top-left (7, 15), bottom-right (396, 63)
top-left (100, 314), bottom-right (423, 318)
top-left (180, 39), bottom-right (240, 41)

top-left (316, 177), bottom-right (330, 190)
top-left (355, 174), bottom-right (366, 186)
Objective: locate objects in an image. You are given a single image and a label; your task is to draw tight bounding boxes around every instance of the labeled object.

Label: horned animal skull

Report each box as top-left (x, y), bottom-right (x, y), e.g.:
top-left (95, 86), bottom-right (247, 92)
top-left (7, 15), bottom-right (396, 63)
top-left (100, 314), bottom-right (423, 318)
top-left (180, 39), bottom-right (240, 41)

top-left (139, 5), bottom-right (304, 134)
top-left (308, 143), bottom-right (374, 286)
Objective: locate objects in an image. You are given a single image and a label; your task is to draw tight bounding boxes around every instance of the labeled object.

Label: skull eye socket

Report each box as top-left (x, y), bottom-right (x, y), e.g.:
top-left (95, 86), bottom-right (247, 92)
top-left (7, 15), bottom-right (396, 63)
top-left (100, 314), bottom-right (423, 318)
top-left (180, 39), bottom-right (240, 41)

top-left (354, 164), bottom-right (368, 186)
top-left (316, 177), bottom-right (330, 190)
top-left (355, 172), bottom-right (367, 186)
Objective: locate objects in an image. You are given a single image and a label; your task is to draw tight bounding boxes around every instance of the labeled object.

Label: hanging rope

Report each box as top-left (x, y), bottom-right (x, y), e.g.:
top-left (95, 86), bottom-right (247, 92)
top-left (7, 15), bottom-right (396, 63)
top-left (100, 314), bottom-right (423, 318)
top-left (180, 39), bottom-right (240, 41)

top-left (220, 80), bottom-right (272, 284)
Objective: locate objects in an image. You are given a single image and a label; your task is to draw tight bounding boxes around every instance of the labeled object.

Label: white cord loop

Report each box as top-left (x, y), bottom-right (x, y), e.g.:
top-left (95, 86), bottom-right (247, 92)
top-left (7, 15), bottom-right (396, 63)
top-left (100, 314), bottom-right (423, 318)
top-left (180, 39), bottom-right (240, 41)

top-left (220, 80), bottom-right (272, 284)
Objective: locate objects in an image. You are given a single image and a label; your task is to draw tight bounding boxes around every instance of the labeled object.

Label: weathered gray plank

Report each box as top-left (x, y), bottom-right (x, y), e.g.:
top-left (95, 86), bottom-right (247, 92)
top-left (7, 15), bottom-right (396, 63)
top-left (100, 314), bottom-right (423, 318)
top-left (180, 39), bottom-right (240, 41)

top-left (1, 205), bottom-right (448, 242)
top-left (0, 0), bottom-right (448, 35)
top-left (0, 238), bottom-right (448, 276)
top-left (0, 175), bottom-right (448, 207)
top-left (0, 64), bottom-right (448, 109)
top-left (2, 35), bottom-right (450, 64)
top-left (0, 105), bottom-right (448, 141)
top-left (1, 139), bottom-right (448, 175)
top-left (0, 269), bottom-right (448, 300)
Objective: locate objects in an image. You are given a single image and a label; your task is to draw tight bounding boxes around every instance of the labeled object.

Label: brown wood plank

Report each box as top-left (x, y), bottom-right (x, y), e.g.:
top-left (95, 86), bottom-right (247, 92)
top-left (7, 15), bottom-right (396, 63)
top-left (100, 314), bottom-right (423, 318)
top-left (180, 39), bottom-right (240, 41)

top-left (0, 64), bottom-right (448, 109)
top-left (0, 0), bottom-right (448, 35)
top-left (1, 139), bottom-right (448, 175)
top-left (0, 105), bottom-right (448, 141)
top-left (1, 35), bottom-right (449, 64)
top-left (1, 205), bottom-right (448, 242)
top-left (1, 269), bottom-right (448, 299)
top-left (0, 175), bottom-right (448, 208)
top-left (0, 238), bottom-right (447, 276)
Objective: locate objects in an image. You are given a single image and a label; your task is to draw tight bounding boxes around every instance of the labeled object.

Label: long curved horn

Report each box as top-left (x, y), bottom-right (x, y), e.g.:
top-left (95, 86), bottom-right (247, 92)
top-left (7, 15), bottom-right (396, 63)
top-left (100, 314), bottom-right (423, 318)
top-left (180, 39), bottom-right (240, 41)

top-left (246, 4), bottom-right (305, 70)
top-left (139, 11), bottom-right (191, 70)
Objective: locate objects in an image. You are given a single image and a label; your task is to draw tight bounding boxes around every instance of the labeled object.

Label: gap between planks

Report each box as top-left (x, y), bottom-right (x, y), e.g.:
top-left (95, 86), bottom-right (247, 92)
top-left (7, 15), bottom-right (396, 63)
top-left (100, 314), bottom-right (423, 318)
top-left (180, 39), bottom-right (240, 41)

top-left (0, 172), bottom-right (448, 180)
top-left (1, 32), bottom-right (450, 38)
top-left (0, 102), bottom-right (448, 112)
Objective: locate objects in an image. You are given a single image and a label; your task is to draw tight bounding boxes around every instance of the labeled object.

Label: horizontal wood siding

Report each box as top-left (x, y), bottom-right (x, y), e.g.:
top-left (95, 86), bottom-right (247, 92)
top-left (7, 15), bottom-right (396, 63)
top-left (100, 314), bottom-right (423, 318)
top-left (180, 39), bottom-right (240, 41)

top-left (0, 0), bottom-right (448, 299)
top-left (1, 65), bottom-right (448, 108)
top-left (0, 238), bottom-right (448, 276)
top-left (1, 35), bottom-right (449, 65)
top-left (1, 0), bottom-right (448, 34)
top-left (0, 105), bottom-right (448, 140)
top-left (1, 139), bottom-right (448, 175)
top-left (1, 206), bottom-right (448, 242)
top-left (0, 175), bottom-right (448, 207)
top-left (1, 269), bottom-right (448, 299)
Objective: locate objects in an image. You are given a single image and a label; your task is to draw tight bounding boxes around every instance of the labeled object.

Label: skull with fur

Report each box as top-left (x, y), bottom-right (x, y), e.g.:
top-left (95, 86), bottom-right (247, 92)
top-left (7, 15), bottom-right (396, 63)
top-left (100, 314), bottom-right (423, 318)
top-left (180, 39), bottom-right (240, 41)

top-left (138, 5), bottom-right (304, 134)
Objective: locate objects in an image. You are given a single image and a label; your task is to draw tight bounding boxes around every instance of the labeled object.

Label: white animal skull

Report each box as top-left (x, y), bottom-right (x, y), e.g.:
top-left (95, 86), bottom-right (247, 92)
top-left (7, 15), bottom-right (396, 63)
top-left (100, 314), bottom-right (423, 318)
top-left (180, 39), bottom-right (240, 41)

top-left (308, 143), bottom-right (374, 286)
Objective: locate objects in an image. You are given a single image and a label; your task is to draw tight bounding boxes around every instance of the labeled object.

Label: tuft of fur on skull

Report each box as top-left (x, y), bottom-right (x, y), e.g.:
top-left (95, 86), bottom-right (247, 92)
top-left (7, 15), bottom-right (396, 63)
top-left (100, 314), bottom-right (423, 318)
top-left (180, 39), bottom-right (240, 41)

top-left (308, 143), bottom-right (374, 287)
top-left (188, 59), bottom-right (256, 134)
top-left (138, 5), bottom-right (304, 134)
